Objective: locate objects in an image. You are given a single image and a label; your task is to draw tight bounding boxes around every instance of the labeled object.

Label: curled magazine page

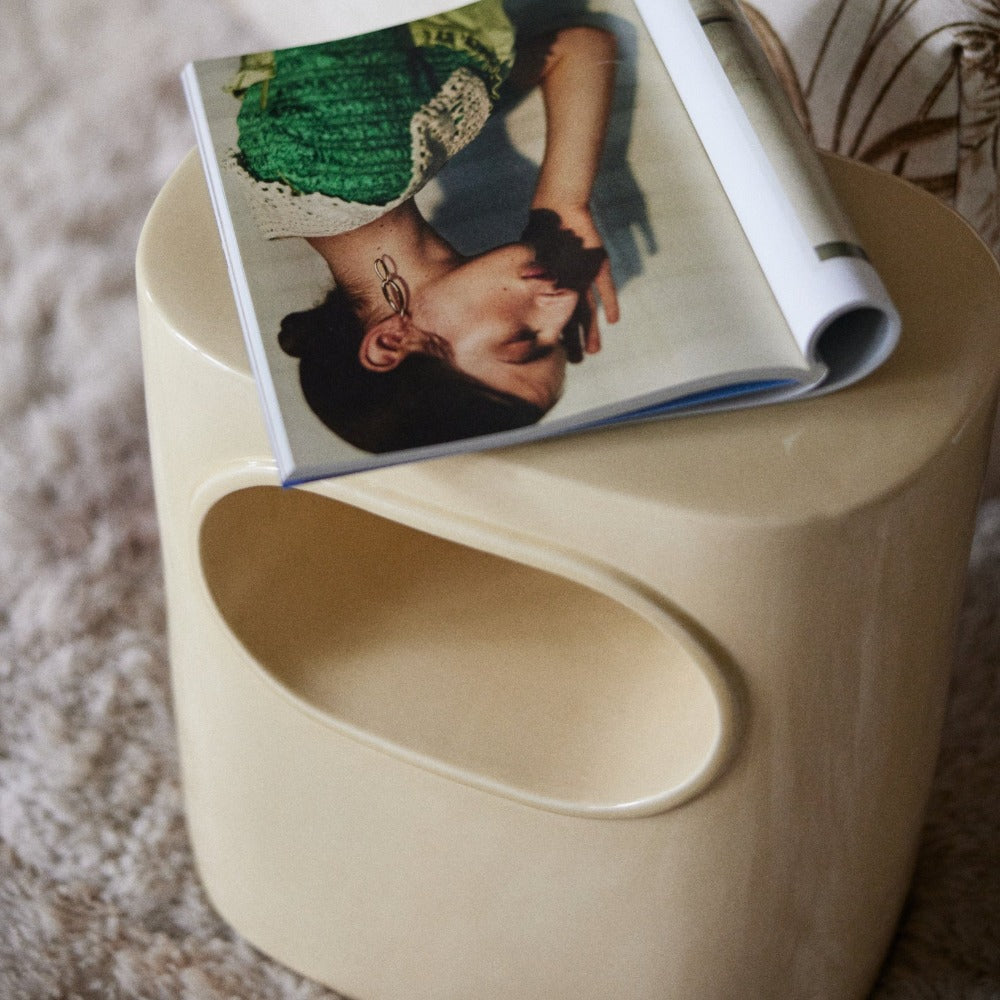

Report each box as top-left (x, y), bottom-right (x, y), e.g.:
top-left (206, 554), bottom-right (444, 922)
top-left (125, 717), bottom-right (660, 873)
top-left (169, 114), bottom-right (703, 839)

top-left (635, 0), bottom-right (900, 386)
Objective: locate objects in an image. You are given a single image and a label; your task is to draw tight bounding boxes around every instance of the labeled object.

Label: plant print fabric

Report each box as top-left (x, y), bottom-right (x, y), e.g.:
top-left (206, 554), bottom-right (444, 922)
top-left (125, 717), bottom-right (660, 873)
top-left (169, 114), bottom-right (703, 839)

top-left (745, 0), bottom-right (999, 257)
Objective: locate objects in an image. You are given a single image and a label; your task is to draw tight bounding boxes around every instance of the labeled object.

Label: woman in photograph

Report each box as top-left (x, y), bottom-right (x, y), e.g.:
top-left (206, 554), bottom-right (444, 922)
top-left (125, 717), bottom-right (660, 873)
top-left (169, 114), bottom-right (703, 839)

top-left (227, 0), bottom-right (619, 453)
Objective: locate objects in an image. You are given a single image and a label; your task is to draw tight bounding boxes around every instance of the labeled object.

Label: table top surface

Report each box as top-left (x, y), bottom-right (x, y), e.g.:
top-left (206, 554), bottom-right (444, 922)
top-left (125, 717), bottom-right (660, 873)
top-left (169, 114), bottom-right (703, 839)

top-left (140, 151), bottom-right (1000, 523)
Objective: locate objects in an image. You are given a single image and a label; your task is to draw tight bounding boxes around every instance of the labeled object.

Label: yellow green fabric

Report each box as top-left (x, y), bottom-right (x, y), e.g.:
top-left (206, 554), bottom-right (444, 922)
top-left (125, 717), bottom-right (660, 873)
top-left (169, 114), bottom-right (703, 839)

top-left (408, 0), bottom-right (515, 99)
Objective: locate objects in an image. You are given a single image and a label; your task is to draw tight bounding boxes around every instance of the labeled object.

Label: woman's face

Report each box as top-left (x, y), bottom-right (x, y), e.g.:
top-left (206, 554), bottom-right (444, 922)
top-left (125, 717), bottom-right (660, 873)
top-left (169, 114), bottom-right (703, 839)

top-left (410, 245), bottom-right (577, 410)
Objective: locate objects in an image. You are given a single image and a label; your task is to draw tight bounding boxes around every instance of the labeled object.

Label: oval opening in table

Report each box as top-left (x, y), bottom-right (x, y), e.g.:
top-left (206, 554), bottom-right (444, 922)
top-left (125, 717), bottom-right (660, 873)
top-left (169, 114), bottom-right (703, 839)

top-left (199, 486), bottom-right (729, 816)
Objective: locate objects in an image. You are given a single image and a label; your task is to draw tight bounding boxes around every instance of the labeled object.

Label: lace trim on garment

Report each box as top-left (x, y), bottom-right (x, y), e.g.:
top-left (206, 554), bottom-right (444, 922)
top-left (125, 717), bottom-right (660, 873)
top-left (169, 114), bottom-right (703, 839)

top-left (226, 67), bottom-right (493, 239)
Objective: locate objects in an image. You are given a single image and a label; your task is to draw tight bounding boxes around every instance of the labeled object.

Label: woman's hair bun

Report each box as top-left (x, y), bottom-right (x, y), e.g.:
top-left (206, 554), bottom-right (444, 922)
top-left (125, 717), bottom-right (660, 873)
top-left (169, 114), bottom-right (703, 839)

top-left (278, 292), bottom-right (340, 357)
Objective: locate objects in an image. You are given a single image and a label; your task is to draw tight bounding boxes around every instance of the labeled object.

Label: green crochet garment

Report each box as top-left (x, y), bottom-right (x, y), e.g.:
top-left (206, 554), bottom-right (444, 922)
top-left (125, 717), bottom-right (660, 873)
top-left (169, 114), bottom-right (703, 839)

top-left (234, 10), bottom-right (512, 206)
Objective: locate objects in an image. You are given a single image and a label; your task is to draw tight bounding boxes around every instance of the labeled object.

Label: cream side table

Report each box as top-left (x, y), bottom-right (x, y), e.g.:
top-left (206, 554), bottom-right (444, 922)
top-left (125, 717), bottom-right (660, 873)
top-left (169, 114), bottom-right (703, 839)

top-left (136, 151), bottom-right (1000, 1000)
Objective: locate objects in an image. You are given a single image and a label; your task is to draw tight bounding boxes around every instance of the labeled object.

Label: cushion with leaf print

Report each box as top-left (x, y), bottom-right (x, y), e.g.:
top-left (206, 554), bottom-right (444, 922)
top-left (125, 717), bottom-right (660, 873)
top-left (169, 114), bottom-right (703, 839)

top-left (746, 0), bottom-right (999, 256)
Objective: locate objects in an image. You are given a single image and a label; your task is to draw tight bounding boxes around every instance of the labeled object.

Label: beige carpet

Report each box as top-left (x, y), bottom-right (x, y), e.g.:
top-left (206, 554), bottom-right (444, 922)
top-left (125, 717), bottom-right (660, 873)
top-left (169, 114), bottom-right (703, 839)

top-left (1, 0), bottom-right (998, 996)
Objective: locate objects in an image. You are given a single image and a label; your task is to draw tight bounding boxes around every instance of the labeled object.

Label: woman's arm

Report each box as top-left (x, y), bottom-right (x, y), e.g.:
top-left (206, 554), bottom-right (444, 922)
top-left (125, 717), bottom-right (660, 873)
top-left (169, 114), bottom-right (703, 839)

top-left (512, 26), bottom-right (620, 348)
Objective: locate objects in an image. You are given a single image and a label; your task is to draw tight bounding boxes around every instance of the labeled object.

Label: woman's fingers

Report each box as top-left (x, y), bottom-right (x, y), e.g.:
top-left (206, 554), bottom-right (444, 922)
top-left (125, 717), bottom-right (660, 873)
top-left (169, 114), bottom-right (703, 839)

top-left (595, 258), bottom-right (619, 325)
top-left (582, 259), bottom-right (619, 355)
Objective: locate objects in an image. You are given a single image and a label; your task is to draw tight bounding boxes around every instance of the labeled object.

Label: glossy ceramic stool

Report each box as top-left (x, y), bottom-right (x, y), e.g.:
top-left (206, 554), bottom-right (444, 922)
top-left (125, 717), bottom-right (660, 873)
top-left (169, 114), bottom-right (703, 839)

top-left (136, 151), bottom-right (1000, 1000)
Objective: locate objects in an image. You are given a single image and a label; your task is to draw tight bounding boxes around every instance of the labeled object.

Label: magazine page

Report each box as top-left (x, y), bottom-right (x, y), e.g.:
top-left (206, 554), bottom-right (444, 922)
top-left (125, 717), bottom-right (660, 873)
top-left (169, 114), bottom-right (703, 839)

top-left (183, 0), bottom-right (860, 483)
top-left (634, 0), bottom-right (901, 387)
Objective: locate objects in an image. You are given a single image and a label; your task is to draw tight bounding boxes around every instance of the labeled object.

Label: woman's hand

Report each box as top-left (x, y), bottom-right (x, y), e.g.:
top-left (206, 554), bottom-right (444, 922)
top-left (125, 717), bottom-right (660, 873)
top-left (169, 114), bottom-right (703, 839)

top-left (543, 202), bottom-right (619, 354)
top-left (520, 205), bottom-right (616, 358)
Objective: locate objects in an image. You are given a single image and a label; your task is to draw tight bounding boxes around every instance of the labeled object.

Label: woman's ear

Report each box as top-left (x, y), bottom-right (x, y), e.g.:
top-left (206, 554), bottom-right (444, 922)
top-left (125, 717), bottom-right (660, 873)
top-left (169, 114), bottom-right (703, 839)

top-left (359, 316), bottom-right (419, 372)
top-left (359, 316), bottom-right (453, 371)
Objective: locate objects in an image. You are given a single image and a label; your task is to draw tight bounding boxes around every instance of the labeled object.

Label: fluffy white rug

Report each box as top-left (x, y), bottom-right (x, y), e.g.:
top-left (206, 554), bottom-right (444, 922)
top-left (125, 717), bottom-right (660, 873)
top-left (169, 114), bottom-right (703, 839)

top-left (0, 0), bottom-right (998, 997)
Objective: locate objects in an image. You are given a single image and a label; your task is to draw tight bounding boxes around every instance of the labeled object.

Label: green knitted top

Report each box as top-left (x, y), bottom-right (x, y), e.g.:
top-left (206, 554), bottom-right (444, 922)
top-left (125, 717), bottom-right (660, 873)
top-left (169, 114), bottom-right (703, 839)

top-left (231, 0), bottom-right (515, 211)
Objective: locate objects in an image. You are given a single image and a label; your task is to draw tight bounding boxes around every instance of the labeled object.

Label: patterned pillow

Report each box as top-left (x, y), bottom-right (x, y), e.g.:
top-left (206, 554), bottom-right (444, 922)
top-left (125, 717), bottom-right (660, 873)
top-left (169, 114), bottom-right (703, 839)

top-left (746, 0), bottom-right (1000, 258)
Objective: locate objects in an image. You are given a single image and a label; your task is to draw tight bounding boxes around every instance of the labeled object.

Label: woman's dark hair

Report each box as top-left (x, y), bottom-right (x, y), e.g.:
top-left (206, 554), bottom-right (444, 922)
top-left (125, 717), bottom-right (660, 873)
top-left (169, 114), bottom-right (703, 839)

top-left (279, 288), bottom-right (545, 454)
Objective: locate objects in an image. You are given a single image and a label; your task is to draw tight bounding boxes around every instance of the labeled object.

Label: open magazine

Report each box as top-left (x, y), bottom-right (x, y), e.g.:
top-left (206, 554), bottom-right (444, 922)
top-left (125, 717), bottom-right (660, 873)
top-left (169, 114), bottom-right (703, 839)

top-left (182, 0), bottom-right (900, 485)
